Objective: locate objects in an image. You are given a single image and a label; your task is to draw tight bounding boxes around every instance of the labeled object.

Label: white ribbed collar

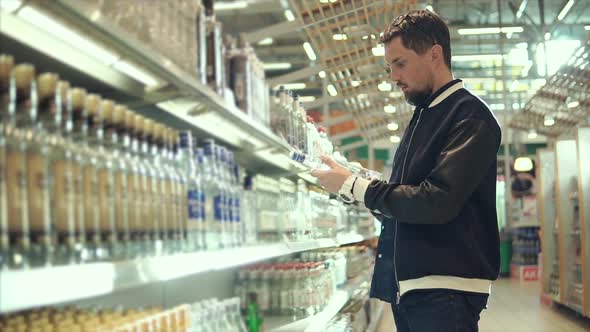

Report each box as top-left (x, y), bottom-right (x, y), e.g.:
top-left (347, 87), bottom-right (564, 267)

top-left (428, 80), bottom-right (465, 108)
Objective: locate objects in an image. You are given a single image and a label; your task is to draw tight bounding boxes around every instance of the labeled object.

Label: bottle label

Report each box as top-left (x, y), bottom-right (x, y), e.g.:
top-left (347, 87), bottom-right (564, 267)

top-left (27, 153), bottom-right (48, 232)
top-left (160, 179), bottom-right (169, 232)
top-left (227, 196), bottom-right (234, 222)
top-left (71, 164), bottom-right (83, 235)
top-left (6, 151), bottom-right (26, 232)
top-left (166, 180), bottom-right (175, 232)
top-left (259, 210), bottom-right (279, 231)
top-left (280, 290), bottom-right (291, 311)
top-left (234, 198), bottom-right (240, 223)
top-left (187, 189), bottom-right (202, 230)
top-left (179, 182), bottom-right (188, 230)
top-left (200, 192), bottom-right (206, 222)
top-left (98, 169), bottom-right (114, 232)
top-left (53, 160), bottom-right (74, 233)
top-left (83, 165), bottom-right (99, 232)
top-left (214, 194), bottom-right (223, 222)
top-left (146, 176), bottom-right (157, 231)
top-left (115, 172), bottom-right (128, 233)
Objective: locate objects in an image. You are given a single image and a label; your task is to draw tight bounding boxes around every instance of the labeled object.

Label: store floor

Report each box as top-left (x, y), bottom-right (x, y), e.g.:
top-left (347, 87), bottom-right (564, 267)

top-left (376, 278), bottom-right (590, 332)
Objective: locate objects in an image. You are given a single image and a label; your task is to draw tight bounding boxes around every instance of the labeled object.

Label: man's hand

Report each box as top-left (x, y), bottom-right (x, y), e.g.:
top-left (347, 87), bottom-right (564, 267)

top-left (311, 156), bottom-right (353, 193)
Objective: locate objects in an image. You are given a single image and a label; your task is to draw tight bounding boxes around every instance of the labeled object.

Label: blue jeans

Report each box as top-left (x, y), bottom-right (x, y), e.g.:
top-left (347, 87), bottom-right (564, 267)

top-left (391, 290), bottom-right (488, 332)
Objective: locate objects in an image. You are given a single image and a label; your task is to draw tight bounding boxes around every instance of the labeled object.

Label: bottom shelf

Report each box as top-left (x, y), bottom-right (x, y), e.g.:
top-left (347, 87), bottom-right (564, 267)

top-left (265, 290), bottom-right (350, 332)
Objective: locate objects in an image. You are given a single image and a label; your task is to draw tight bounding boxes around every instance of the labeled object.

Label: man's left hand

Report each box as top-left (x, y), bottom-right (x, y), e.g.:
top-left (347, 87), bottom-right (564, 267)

top-left (311, 156), bottom-right (353, 193)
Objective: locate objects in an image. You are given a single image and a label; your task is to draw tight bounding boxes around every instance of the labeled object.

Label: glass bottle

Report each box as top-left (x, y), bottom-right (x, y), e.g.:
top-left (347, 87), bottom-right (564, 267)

top-left (178, 131), bottom-right (202, 252)
top-left (170, 130), bottom-right (187, 253)
top-left (194, 147), bottom-right (207, 250)
top-left (246, 293), bottom-right (263, 332)
top-left (69, 88), bottom-right (89, 262)
top-left (5, 63), bottom-right (34, 268)
top-left (37, 74), bottom-right (76, 266)
top-left (141, 118), bottom-right (160, 256)
top-left (124, 110), bottom-right (142, 257)
top-left (202, 139), bottom-right (223, 250)
top-left (153, 124), bottom-right (169, 254)
top-left (228, 153), bottom-right (242, 247)
top-left (96, 100), bottom-right (117, 261)
top-left (0, 55), bottom-right (14, 268)
top-left (82, 94), bottom-right (102, 262)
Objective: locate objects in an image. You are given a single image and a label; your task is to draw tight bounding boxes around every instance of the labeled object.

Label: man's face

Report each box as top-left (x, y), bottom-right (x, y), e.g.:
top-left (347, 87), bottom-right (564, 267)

top-left (384, 37), bottom-right (434, 106)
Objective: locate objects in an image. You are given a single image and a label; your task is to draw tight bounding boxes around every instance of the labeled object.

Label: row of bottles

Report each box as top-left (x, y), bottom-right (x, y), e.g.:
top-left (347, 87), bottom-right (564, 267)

top-left (189, 297), bottom-right (248, 332)
top-left (0, 55), bottom-right (252, 269)
top-left (0, 304), bottom-right (190, 332)
top-left (511, 227), bottom-right (540, 266)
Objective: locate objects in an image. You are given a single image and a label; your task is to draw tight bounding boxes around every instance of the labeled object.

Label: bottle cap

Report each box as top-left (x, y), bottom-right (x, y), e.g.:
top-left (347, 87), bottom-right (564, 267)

top-left (13, 63), bottom-right (35, 89)
top-left (153, 123), bottom-right (164, 139)
top-left (36, 72), bottom-right (59, 99)
top-left (0, 54), bottom-right (15, 80)
top-left (71, 88), bottom-right (87, 110)
top-left (124, 110), bottom-right (135, 129)
top-left (57, 81), bottom-right (70, 104)
top-left (100, 100), bottom-right (115, 122)
top-left (144, 119), bottom-right (154, 136)
top-left (85, 94), bottom-right (101, 116)
top-left (112, 105), bottom-right (126, 124)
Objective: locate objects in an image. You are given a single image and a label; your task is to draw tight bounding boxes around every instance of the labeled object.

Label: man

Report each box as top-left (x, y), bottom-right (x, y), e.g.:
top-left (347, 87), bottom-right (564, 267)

top-left (311, 9), bottom-right (501, 332)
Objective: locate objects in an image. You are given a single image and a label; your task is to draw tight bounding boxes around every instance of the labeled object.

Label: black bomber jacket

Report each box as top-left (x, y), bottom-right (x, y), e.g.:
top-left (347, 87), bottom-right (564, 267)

top-left (358, 79), bottom-right (502, 304)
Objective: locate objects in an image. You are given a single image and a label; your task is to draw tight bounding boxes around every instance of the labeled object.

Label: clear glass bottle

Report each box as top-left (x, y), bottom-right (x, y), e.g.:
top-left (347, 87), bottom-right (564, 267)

top-left (228, 153), bottom-right (242, 247)
top-left (194, 147), bottom-right (207, 250)
top-left (217, 146), bottom-right (231, 248)
top-left (172, 130), bottom-right (188, 253)
top-left (82, 94), bottom-right (102, 262)
top-left (202, 139), bottom-right (223, 250)
top-left (5, 63), bottom-right (34, 268)
top-left (164, 128), bottom-right (182, 253)
top-left (124, 110), bottom-right (142, 257)
top-left (140, 118), bottom-right (160, 256)
top-left (0, 54), bottom-right (14, 269)
top-left (96, 100), bottom-right (117, 261)
top-left (178, 131), bottom-right (202, 252)
top-left (69, 88), bottom-right (89, 262)
top-left (241, 174), bottom-right (257, 245)
top-left (153, 124), bottom-right (170, 254)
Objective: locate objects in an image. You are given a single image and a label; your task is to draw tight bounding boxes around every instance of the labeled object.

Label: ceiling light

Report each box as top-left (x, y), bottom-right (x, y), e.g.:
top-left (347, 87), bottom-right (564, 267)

top-left (387, 122), bottom-right (399, 131)
top-left (567, 101), bottom-right (579, 108)
top-left (425, 5), bottom-right (434, 12)
top-left (457, 27), bottom-right (524, 35)
top-left (514, 157), bottom-right (533, 172)
top-left (113, 60), bottom-right (159, 87)
top-left (0, 0), bottom-right (22, 12)
top-left (544, 32), bottom-right (551, 40)
top-left (214, 1), bottom-right (248, 11)
top-left (303, 42), bottom-right (317, 61)
top-left (333, 34), bottom-right (348, 41)
top-left (544, 116), bottom-right (555, 126)
top-left (263, 62), bottom-right (292, 70)
top-left (452, 54), bottom-right (502, 62)
top-left (527, 130), bottom-right (538, 139)
top-left (318, 70), bottom-right (326, 78)
top-left (516, 0), bottom-right (528, 18)
top-left (90, 10), bottom-right (101, 21)
top-left (384, 104), bottom-right (396, 113)
top-left (18, 7), bottom-right (119, 65)
top-left (557, 0), bottom-right (574, 21)
top-left (257, 38), bottom-right (273, 45)
top-left (351, 80), bottom-right (360, 87)
top-left (276, 83), bottom-right (306, 90)
top-left (586, 25), bottom-right (590, 31)
top-left (372, 45), bottom-right (385, 56)
top-left (390, 135), bottom-right (401, 143)
top-left (378, 81), bottom-right (392, 91)
top-left (299, 96), bottom-right (316, 102)
top-left (390, 92), bottom-right (402, 98)
top-left (284, 9), bottom-right (295, 22)
top-left (327, 84), bottom-right (338, 96)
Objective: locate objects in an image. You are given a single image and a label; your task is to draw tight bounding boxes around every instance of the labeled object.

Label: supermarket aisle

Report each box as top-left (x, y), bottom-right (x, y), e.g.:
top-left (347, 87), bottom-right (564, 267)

top-left (376, 278), bottom-right (590, 332)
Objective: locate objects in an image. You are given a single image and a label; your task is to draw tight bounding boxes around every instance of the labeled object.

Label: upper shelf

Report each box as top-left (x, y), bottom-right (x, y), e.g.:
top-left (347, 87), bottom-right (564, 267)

top-left (0, 233), bottom-right (375, 313)
top-left (0, 2), bottom-right (311, 178)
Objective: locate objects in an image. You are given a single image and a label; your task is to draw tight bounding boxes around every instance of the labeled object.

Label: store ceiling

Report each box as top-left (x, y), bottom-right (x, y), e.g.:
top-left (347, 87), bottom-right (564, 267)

top-left (216, 0), bottom-right (590, 149)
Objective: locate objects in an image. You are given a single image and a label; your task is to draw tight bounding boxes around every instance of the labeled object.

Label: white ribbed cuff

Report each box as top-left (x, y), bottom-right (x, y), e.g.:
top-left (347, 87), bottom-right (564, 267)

top-left (352, 177), bottom-right (371, 203)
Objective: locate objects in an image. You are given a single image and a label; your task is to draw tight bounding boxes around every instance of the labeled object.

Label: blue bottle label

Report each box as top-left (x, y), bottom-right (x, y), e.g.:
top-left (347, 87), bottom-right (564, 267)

top-left (228, 197), bottom-right (234, 222)
top-left (214, 194), bottom-right (223, 222)
top-left (187, 190), bottom-right (203, 220)
top-left (234, 198), bottom-right (240, 223)
top-left (200, 192), bottom-right (206, 221)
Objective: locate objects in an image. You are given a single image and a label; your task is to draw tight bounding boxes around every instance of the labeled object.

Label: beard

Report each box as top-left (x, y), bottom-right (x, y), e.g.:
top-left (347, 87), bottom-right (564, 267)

top-left (403, 88), bottom-right (432, 107)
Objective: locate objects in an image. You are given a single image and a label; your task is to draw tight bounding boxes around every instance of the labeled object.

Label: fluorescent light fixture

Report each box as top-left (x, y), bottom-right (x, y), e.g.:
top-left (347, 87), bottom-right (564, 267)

top-left (544, 32), bottom-right (551, 40)
top-left (516, 0), bottom-right (528, 18)
top-left (333, 34), bottom-right (348, 41)
top-left (18, 7), bottom-right (119, 65)
top-left (278, 83), bottom-right (306, 90)
top-left (318, 70), bottom-right (326, 78)
top-left (557, 0), bottom-right (574, 21)
top-left (457, 26), bottom-right (523, 35)
top-left (586, 25), bottom-right (590, 31)
top-left (452, 54), bottom-right (502, 62)
top-left (378, 81), bottom-right (392, 91)
top-left (214, 1), bottom-right (248, 11)
top-left (299, 96), bottom-right (316, 102)
top-left (90, 10), bottom-right (101, 21)
top-left (425, 5), bottom-right (434, 12)
top-left (384, 104), bottom-right (396, 113)
top-left (327, 84), bottom-right (338, 96)
top-left (113, 60), bottom-right (159, 87)
top-left (263, 62), bottom-right (292, 70)
top-left (544, 116), bottom-right (555, 126)
top-left (351, 80), bottom-right (360, 87)
top-left (0, 0), bottom-right (21, 12)
top-left (390, 135), bottom-right (401, 143)
top-left (303, 42), bottom-right (317, 61)
top-left (372, 45), bottom-right (385, 56)
top-left (257, 38), bottom-right (273, 45)
top-left (567, 101), bottom-right (579, 108)
top-left (528, 130), bottom-right (538, 139)
top-left (284, 9), bottom-right (295, 22)
top-left (490, 103), bottom-right (505, 111)
top-left (514, 157), bottom-right (533, 172)
top-left (387, 122), bottom-right (399, 131)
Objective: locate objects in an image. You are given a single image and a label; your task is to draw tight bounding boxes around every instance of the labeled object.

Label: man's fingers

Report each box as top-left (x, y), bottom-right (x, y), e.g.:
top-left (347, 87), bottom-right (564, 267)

top-left (311, 169), bottom-right (329, 178)
top-left (320, 156), bottom-right (339, 168)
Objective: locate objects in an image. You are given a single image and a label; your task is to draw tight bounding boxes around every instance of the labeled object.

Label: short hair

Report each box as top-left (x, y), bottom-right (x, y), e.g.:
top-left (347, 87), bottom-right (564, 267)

top-left (380, 10), bottom-right (452, 70)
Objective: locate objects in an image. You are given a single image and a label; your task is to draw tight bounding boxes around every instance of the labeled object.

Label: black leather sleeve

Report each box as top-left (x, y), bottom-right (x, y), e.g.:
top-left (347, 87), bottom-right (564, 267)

top-left (363, 119), bottom-right (500, 224)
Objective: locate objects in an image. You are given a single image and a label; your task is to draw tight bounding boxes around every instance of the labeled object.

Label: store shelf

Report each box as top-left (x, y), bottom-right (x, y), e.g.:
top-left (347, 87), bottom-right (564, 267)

top-left (366, 302), bottom-right (385, 332)
top-left (0, 234), bottom-right (374, 313)
top-left (0, 2), bottom-right (315, 181)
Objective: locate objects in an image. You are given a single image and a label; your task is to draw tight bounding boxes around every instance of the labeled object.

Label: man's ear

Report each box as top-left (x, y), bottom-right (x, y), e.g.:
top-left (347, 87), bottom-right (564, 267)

top-left (431, 44), bottom-right (444, 66)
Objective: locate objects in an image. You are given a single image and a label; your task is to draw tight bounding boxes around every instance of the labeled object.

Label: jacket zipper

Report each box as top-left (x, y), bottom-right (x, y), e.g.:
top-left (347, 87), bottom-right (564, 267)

top-left (394, 107), bottom-right (424, 304)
